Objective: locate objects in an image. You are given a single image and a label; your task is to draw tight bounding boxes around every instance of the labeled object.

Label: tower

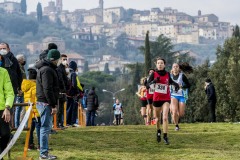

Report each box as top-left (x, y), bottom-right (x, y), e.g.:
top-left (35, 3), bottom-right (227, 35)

top-left (99, 0), bottom-right (103, 9)
top-left (56, 0), bottom-right (63, 12)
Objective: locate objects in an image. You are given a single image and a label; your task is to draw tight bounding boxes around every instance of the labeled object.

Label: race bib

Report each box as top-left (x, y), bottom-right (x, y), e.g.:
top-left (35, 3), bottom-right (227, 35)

top-left (155, 83), bottom-right (167, 94)
top-left (149, 84), bottom-right (155, 94)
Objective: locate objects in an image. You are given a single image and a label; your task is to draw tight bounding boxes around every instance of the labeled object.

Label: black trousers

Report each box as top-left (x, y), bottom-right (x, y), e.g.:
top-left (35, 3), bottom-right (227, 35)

top-left (57, 99), bottom-right (65, 126)
top-left (208, 100), bottom-right (216, 122)
top-left (0, 110), bottom-right (11, 154)
top-left (115, 114), bottom-right (121, 125)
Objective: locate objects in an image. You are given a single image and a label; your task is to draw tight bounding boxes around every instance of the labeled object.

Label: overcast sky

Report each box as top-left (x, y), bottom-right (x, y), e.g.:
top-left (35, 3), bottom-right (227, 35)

top-left (25, 0), bottom-right (240, 25)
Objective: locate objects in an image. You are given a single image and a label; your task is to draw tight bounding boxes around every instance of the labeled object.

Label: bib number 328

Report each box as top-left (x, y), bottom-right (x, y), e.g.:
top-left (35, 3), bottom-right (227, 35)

top-left (155, 83), bottom-right (167, 94)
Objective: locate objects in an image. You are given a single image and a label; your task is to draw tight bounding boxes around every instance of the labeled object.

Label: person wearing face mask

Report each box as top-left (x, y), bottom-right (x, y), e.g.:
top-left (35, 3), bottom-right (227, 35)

top-left (0, 43), bottom-right (23, 128)
top-left (35, 49), bottom-right (60, 160)
top-left (56, 54), bottom-right (68, 128)
top-left (14, 54), bottom-right (27, 128)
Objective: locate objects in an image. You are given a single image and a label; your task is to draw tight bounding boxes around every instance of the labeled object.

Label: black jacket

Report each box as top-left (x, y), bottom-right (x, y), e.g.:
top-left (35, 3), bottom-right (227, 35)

top-left (57, 64), bottom-right (68, 99)
top-left (35, 59), bottom-right (59, 107)
top-left (3, 52), bottom-right (23, 94)
top-left (86, 89), bottom-right (99, 111)
top-left (67, 69), bottom-right (80, 97)
top-left (205, 83), bottom-right (216, 102)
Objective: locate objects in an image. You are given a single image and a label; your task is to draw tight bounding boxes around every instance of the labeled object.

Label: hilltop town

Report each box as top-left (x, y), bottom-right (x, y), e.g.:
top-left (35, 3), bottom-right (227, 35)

top-left (0, 0), bottom-right (233, 73)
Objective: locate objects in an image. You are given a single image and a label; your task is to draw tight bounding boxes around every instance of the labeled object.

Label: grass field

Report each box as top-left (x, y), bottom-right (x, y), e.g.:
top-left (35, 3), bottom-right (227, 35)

top-left (6, 123), bottom-right (240, 160)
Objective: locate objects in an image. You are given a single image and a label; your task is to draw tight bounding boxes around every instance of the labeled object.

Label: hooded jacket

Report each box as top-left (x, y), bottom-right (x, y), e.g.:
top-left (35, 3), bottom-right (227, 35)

top-left (35, 59), bottom-right (59, 107)
top-left (3, 52), bottom-right (23, 94)
top-left (21, 79), bottom-right (39, 118)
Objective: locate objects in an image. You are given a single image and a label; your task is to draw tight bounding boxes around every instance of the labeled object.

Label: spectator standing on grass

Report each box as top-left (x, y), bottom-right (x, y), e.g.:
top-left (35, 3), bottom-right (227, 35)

top-left (0, 54), bottom-right (15, 158)
top-left (36, 49), bottom-right (60, 160)
top-left (205, 78), bottom-right (217, 123)
top-left (14, 54), bottom-right (27, 128)
top-left (56, 54), bottom-right (68, 128)
top-left (21, 68), bottom-right (40, 150)
top-left (66, 61), bottom-right (82, 126)
top-left (0, 42), bottom-right (23, 128)
top-left (86, 87), bottom-right (99, 126)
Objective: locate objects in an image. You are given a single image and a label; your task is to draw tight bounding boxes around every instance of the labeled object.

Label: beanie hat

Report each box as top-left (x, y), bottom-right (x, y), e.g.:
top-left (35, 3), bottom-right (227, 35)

top-left (28, 68), bottom-right (37, 79)
top-left (47, 49), bottom-right (60, 61)
top-left (69, 61), bottom-right (77, 71)
top-left (48, 43), bottom-right (58, 50)
top-left (205, 78), bottom-right (211, 83)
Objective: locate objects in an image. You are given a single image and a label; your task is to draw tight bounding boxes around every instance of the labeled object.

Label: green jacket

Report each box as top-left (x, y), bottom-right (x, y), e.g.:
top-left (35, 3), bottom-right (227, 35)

top-left (0, 67), bottom-right (15, 111)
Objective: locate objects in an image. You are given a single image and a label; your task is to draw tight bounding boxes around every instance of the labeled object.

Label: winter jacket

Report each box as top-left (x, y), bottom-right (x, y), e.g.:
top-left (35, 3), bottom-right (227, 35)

top-left (21, 79), bottom-right (40, 118)
top-left (67, 70), bottom-right (80, 97)
top-left (0, 67), bottom-right (14, 111)
top-left (2, 52), bottom-right (23, 94)
top-left (57, 63), bottom-right (68, 91)
top-left (35, 59), bottom-right (59, 107)
top-left (205, 83), bottom-right (216, 102)
top-left (86, 89), bottom-right (99, 111)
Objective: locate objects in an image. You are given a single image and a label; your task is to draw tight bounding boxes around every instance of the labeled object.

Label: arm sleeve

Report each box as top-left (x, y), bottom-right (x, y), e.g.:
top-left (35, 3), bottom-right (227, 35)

top-left (168, 73), bottom-right (179, 88)
top-left (208, 85), bottom-right (216, 100)
top-left (16, 59), bottom-right (23, 90)
top-left (41, 69), bottom-right (56, 106)
top-left (71, 73), bottom-right (78, 89)
top-left (3, 70), bottom-right (15, 107)
top-left (182, 74), bottom-right (191, 89)
top-left (147, 72), bottom-right (154, 84)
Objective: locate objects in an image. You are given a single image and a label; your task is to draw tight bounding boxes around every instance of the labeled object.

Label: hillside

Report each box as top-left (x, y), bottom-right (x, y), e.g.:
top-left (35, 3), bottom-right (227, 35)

top-left (7, 123), bottom-right (240, 160)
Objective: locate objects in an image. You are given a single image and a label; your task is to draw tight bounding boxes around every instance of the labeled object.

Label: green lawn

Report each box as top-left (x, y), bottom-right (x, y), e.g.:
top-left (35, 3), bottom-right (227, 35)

top-left (6, 123), bottom-right (240, 160)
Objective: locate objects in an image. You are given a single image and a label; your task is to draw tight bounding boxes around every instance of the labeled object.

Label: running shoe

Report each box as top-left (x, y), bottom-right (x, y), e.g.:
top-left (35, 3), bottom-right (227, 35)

top-left (157, 130), bottom-right (161, 143)
top-left (163, 137), bottom-right (170, 145)
top-left (175, 126), bottom-right (180, 131)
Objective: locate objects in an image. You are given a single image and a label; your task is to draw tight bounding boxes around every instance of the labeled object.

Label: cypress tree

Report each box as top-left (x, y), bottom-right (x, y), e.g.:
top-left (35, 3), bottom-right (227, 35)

top-left (37, 2), bottom-right (43, 21)
top-left (144, 31), bottom-right (151, 76)
top-left (21, 0), bottom-right (27, 14)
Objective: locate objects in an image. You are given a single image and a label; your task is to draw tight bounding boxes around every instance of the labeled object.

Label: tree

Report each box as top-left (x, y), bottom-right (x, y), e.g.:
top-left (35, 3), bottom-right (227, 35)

top-left (21, 0), bottom-right (27, 14)
top-left (83, 61), bottom-right (89, 73)
top-left (232, 25), bottom-right (240, 38)
top-left (104, 63), bottom-right (110, 74)
top-left (144, 31), bottom-right (151, 76)
top-left (115, 33), bottom-right (129, 58)
top-left (37, 2), bottom-right (43, 21)
top-left (151, 34), bottom-right (175, 68)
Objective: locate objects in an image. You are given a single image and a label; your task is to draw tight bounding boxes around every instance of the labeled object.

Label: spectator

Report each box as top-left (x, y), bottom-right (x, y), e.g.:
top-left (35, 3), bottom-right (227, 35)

top-left (39, 43), bottom-right (58, 60)
top-left (0, 42), bottom-right (23, 128)
top-left (86, 87), bottom-right (99, 126)
top-left (205, 78), bottom-right (217, 122)
top-left (56, 54), bottom-right (68, 128)
top-left (14, 54), bottom-right (27, 128)
top-left (0, 54), bottom-right (15, 156)
top-left (66, 61), bottom-right (81, 126)
top-left (35, 49), bottom-right (60, 159)
top-left (21, 68), bottom-right (40, 150)
top-left (82, 89), bottom-right (89, 109)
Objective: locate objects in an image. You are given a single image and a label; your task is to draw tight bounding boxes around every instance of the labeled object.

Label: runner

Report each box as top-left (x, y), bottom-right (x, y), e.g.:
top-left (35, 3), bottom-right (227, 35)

top-left (144, 69), bottom-right (155, 125)
top-left (136, 77), bottom-right (148, 125)
top-left (170, 63), bottom-right (192, 131)
top-left (147, 57), bottom-right (179, 145)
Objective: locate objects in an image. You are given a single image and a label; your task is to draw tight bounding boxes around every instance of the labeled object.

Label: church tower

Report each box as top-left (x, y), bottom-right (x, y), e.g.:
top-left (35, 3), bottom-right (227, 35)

top-left (99, 0), bottom-right (104, 9)
top-left (56, 0), bottom-right (63, 12)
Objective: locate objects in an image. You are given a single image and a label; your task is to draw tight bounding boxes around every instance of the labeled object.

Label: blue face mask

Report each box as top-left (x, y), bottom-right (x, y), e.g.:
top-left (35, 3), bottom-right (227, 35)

top-left (0, 61), bottom-right (2, 67)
